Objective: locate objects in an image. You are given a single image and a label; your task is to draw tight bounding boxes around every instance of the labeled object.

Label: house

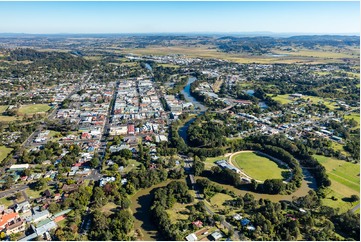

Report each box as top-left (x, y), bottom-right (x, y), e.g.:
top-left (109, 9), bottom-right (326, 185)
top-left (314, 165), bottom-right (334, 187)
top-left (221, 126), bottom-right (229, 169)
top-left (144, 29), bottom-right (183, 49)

top-left (211, 231), bottom-right (223, 240)
top-left (192, 220), bottom-right (203, 228)
top-left (233, 213), bottom-right (242, 221)
top-left (127, 124), bottom-right (135, 135)
top-left (241, 218), bottom-right (250, 226)
top-left (0, 212), bottom-right (19, 230)
top-left (27, 207), bottom-right (51, 224)
top-left (185, 233), bottom-right (198, 241)
top-left (5, 218), bottom-right (26, 235)
top-left (14, 201), bottom-right (31, 214)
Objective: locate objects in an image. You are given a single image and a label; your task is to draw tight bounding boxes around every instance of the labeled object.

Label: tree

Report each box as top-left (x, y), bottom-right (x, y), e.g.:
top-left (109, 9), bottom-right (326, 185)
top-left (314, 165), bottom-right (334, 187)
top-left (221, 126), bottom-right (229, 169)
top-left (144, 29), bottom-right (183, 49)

top-left (350, 194), bottom-right (359, 203)
top-left (89, 157), bottom-right (100, 168)
top-left (2, 176), bottom-right (13, 190)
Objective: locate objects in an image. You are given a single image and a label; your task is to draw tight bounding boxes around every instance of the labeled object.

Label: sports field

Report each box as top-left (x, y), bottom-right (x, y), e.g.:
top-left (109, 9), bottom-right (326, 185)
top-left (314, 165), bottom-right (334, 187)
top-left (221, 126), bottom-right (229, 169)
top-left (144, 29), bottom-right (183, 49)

top-left (314, 155), bottom-right (360, 212)
top-left (232, 152), bottom-right (288, 181)
top-left (18, 104), bottom-right (51, 115)
top-left (0, 146), bottom-right (12, 162)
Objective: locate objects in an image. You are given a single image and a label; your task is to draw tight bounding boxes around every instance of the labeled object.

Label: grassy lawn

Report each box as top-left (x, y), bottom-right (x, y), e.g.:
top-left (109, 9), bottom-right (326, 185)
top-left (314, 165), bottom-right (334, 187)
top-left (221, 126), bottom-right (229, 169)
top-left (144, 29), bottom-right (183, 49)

top-left (0, 115), bottom-right (20, 122)
top-left (330, 142), bottom-right (349, 156)
top-left (344, 113), bottom-right (360, 127)
top-left (122, 159), bottom-right (141, 173)
top-left (0, 197), bottom-right (14, 207)
top-left (204, 156), bottom-right (227, 169)
top-left (232, 152), bottom-right (288, 181)
top-left (268, 94), bottom-right (294, 105)
top-left (57, 219), bottom-right (67, 228)
top-left (314, 155), bottom-right (360, 212)
top-left (166, 202), bottom-right (191, 223)
top-left (0, 105), bottom-right (8, 113)
top-left (0, 146), bottom-right (13, 162)
top-left (303, 96), bottom-right (336, 110)
top-left (209, 193), bottom-right (233, 208)
top-left (25, 188), bottom-right (44, 199)
top-left (158, 63), bottom-right (180, 68)
top-left (100, 202), bottom-right (118, 214)
top-left (18, 104), bottom-right (51, 115)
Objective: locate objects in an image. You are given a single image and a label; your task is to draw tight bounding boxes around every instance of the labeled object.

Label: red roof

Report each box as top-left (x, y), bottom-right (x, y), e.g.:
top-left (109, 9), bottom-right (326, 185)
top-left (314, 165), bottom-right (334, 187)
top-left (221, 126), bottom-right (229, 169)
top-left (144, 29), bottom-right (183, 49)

top-left (128, 124), bottom-right (135, 133)
top-left (0, 212), bottom-right (18, 229)
top-left (192, 220), bottom-right (203, 228)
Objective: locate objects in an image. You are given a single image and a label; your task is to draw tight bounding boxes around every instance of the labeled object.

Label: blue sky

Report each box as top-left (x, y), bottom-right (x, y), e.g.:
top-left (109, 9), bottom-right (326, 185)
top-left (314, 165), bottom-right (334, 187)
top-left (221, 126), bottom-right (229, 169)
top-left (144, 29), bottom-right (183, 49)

top-left (0, 1), bottom-right (359, 34)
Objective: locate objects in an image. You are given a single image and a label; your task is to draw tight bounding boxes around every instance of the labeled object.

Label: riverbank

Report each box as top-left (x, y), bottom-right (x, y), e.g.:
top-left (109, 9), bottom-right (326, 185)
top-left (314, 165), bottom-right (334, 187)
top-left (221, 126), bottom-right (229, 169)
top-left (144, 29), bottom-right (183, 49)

top-left (130, 179), bottom-right (183, 241)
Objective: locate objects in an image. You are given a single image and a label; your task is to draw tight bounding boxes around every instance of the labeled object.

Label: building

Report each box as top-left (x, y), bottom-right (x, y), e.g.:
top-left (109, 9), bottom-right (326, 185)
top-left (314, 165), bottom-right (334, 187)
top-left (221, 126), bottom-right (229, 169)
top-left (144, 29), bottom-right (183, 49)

top-left (185, 233), bottom-right (198, 241)
top-left (211, 231), bottom-right (223, 240)
top-left (215, 160), bottom-right (240, 174)
top-left (127, 124), bottom-right (135, 135)
top-left (9, 164), bottom-right (30, 171)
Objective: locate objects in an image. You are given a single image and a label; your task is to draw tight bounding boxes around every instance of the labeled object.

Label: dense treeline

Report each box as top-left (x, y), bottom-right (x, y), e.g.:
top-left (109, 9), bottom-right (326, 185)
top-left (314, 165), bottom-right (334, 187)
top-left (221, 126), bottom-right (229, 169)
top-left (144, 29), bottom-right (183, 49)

top-left (150, 181), bottom-right (194, 240)
top-left (7, 48), bottom-right (93, 73)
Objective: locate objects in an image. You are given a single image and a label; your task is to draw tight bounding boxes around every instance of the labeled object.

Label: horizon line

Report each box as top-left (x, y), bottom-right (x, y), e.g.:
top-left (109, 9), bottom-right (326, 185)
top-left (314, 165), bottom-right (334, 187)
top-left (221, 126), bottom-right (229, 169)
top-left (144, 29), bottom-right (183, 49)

top-left (0, 31), bottom-right (359, 36)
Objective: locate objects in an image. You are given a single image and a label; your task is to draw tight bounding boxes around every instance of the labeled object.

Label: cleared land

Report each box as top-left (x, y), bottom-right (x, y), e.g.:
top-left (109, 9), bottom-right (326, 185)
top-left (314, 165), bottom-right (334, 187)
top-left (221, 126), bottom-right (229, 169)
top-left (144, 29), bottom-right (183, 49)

top-left (100, 202), bottom-right (118, 214)
top-left (269, 94), bottom-right (337, 110)
top-left (0, 146), bottom-right (12, 162)
top-left (314, 155), bottom-right (360, 212)
top-left (18, 104), bottom-right (51, 115)
top-left (123, 45), bottom-right (358, 64)
top-left (232, 152), bottom-right (287, 181)
top-left (166, 202), bottom-right (191, 223)
top-left (344, 113), bottom-right (360, 127)
top-left (0, 105), bottom-right (8, 113)
top-left (209, 193), bottom-right (236, 215)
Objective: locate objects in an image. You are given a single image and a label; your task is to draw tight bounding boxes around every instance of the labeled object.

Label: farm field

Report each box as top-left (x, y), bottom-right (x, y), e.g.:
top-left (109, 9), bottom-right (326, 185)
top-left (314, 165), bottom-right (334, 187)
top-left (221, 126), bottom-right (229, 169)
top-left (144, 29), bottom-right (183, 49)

top-left (18, 104), bottom-right (51, 115)
top-left (0, 146), bottom-right (13, 162)
top-left (123, 45), bottom-right (354, 64)
top-left (314, 155), bottom-right (360, 212)
top-left (232, 152), bottom-right (287, 181)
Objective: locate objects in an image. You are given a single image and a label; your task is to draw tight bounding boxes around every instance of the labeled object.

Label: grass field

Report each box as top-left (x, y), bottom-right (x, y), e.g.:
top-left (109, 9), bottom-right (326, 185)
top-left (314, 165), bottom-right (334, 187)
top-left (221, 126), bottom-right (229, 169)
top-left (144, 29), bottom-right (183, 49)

top-left (0, 105), bottom-right (8, 113)
top-left (166, 202), bottom-right (191, 223)
top-left (0, 146), bottom-right (13, 162)
top-left (0, 197), bottom-right (14, 207)
top-left (232, 152), bottom-right (287, 181)
top-left (269, 94), bottom-right (337, 109)
top-left (100, 202), bottom-right (117, 214)
top-left (209, 193), bottom-right (234, 213)
top-left (268, 94), bottom-right (294, 105)
top-left (344, 113), bottom-right (360, 127)
top-left (330, 142), bottom-right (349, 156)
top-left (314, 155), bottom-right (360, 212)
top-left (204, 156), bottom-right (227, 169)
top-left (158, 63), bottom-right (180, 68)
top-left (123, 45), bottom-right (355, 64)
top-left (18, 104), bottom-right (51, 115)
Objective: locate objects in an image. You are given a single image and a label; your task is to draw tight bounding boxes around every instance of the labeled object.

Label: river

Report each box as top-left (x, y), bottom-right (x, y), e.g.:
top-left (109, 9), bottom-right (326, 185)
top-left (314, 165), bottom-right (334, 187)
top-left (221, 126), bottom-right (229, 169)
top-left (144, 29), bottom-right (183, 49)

top-left (144, 63), bottom-right (153, 71)
top-left (178, 77), bottom-right (207, 145)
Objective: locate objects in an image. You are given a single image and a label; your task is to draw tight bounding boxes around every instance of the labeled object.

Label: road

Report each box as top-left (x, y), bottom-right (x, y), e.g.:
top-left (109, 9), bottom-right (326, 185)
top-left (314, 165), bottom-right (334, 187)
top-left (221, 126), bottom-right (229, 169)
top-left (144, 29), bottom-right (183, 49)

top-left (350, 203), bottom-right (360, 213)
top-left (0, 184), bottom-right (28, 199)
